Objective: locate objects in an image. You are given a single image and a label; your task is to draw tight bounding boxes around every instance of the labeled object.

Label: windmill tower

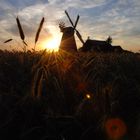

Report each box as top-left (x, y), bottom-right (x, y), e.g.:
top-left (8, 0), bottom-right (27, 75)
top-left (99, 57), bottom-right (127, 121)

top-left (59, 11), bottom-right (85, 52)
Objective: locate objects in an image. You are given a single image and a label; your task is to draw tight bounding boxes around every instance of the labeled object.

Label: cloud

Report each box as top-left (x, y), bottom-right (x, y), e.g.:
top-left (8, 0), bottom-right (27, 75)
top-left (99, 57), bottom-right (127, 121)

top-left (78, 0), bottom-right (140, 39)
top-left (48, 0), bottom-right (106, 9)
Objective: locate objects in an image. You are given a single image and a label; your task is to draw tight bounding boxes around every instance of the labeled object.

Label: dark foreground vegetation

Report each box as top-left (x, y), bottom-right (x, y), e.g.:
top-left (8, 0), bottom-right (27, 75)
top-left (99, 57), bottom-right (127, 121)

top-left (0, 49), bottom-right (140, 140)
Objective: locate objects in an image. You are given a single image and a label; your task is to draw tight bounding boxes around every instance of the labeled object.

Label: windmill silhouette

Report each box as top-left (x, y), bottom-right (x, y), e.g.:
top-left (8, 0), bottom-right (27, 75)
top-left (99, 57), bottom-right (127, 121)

top-left (59, 11), bottom-right (123, 53)
top-left (59, 10), bottom-right (85, 52)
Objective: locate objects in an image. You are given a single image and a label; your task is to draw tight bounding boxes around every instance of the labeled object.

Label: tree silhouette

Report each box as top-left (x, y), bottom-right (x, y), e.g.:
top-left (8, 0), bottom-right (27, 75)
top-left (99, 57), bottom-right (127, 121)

top-left (106, 36), bottom-right (112, 44)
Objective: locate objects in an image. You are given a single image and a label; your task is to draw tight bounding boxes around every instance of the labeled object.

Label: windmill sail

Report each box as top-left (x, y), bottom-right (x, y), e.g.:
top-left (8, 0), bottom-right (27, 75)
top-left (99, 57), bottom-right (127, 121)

top-left (74, 15), bottom-right (79, 29)
top-left (64, 10), bottom-right (85, 46)
top-left (76, 30), bottom-right (84, 44)
top-left (65, 10), bottom-right (74, 26)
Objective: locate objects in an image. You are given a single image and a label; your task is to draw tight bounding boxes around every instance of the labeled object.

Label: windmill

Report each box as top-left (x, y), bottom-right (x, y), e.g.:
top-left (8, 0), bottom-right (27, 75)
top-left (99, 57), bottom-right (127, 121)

top-left (59, 10), bottom-right (85, 52)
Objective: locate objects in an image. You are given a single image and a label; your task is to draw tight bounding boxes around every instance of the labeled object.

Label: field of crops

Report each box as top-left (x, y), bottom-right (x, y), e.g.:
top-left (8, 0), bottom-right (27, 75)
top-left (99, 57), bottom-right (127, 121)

top-left (0, 49), bottom-right (140, 139)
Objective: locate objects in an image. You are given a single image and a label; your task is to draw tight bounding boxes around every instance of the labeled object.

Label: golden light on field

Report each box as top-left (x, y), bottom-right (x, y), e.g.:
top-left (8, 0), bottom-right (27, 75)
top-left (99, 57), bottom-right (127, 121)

top-left (42, 36), bottom-right (61, 52)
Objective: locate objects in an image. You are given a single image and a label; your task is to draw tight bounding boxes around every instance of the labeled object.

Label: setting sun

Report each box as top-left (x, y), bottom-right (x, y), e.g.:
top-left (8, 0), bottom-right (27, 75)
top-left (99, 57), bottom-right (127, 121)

top-left (42, 37), bottom-right (61, 52)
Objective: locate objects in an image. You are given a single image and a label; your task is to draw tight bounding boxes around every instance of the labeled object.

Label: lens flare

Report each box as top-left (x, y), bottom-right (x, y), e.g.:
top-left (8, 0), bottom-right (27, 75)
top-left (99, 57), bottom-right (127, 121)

top-left (86, 93), bottom-right (91, 99)
top-left (104, 118), bottom-right (127, 139)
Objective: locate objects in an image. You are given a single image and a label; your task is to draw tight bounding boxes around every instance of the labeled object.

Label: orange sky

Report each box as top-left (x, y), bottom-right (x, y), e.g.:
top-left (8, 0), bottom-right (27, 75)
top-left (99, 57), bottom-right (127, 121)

top-left (0, 0), bottom-right (140, 52)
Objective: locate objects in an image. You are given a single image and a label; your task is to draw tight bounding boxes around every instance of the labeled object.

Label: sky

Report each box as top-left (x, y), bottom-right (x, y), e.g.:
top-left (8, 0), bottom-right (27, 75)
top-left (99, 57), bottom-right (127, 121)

top-left (0, 0), bottom-right (140, 52)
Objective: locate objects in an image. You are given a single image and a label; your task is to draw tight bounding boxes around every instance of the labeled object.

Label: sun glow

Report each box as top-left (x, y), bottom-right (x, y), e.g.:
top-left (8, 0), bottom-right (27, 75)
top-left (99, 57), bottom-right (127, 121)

top-left (42, 37), bottom-right (61, 52)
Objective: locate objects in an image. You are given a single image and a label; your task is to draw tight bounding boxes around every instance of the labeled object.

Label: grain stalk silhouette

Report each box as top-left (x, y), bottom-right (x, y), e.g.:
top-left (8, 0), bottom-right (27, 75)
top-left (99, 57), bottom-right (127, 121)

top-left (34, 17), bottom-right (45, 51)
top-left (4, 39), bottom-right (13, 43)
top-left (16, 17), bottom-right (28, 52)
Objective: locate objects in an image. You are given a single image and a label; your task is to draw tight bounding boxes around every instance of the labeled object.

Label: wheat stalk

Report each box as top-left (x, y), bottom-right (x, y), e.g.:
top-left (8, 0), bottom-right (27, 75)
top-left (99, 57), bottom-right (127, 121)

top-left (16, 17), bottom-right (25, 41)
top-left (4, 39), bottom-right (13, 43)
top-left (16, 17), bottom-right (28, 52)
top-left (34, 17), bottom-right (45, 51)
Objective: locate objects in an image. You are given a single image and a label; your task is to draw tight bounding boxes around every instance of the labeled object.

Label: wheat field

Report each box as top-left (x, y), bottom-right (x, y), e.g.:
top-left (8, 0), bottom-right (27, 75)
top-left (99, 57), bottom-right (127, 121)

top-left (0, 49), bottom-right (140, 139)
